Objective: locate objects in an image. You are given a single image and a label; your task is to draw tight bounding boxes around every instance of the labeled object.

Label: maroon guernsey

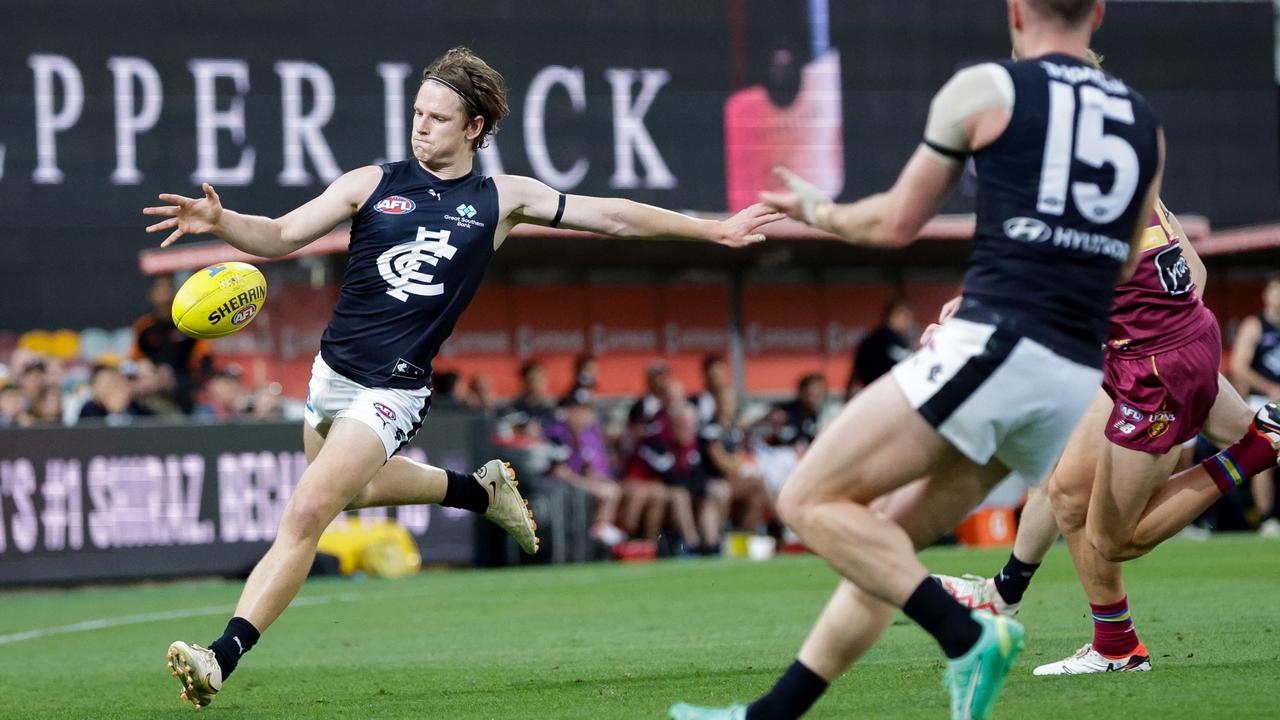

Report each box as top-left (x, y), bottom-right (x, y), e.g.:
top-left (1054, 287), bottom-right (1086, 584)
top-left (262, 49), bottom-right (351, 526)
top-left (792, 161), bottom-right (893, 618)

top-left (1106, 201), bottom-right (1216, 356)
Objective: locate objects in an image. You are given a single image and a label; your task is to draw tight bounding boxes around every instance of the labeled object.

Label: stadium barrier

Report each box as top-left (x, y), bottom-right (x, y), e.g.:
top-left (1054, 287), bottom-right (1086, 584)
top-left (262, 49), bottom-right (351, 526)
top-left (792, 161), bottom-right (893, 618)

top-left (0, 415), bottom-right (489, 586)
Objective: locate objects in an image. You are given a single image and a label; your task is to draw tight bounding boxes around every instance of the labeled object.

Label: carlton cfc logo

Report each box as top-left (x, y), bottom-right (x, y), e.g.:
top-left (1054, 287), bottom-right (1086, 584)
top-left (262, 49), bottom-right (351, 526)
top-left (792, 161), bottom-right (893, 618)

top-left (374, 196), bottom-right (416, 215)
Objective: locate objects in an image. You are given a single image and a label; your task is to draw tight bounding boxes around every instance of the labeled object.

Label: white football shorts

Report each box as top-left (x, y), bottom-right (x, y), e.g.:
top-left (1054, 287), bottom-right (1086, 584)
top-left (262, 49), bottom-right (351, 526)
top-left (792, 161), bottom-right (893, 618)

top-left (304, 354), bottom-right (431, 460)
top-left (892, 316), bottom-right (1101, 482)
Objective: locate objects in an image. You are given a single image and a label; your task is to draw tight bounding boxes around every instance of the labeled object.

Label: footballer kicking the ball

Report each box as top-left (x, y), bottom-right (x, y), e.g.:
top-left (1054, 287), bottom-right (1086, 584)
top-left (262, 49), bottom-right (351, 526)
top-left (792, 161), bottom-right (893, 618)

top-left (143, 47), bottom-right (783, 710)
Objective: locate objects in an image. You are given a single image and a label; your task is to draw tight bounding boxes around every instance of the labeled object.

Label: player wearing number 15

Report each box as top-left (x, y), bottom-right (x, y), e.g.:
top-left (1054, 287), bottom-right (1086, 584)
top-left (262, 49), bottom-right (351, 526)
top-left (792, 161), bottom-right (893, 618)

top-left (669, 2), bottom-right (1163, 720)
top-left (142, 47), bottom-right (784, 711)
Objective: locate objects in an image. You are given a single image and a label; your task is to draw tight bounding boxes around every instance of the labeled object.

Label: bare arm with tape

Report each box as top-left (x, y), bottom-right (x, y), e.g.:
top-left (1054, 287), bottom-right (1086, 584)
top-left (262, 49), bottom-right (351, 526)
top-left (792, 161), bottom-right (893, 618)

top-left (761, 63), bottom-right (1014, 247)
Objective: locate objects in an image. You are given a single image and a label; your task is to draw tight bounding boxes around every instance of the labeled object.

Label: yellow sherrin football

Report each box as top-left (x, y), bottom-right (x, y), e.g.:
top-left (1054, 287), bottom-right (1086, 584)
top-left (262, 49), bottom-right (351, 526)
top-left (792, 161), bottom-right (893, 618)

top-left (171, 262), bottom-right (268, 339)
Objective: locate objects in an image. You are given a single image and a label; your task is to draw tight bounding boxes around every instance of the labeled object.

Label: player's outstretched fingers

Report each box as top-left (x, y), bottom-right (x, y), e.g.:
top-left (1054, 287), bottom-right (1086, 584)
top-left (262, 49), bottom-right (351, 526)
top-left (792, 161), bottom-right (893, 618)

top-left (142, 205), bottom-right (180, 217)
top-left (162, 228), bottom-right (186, 247)
top-left (146, 218), bottom-right (179, 234)
top-left (158, 193), bottom-right (195, 207)
top-left (758, 190), bottom-right (798, 214)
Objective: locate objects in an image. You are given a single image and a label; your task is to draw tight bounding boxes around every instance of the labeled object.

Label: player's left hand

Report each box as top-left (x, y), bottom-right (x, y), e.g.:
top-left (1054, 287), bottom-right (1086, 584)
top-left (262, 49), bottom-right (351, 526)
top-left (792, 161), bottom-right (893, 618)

top-left (759, 166), bottom-right (831, 226)
top-left (715, 203), bottom-right (786, 247)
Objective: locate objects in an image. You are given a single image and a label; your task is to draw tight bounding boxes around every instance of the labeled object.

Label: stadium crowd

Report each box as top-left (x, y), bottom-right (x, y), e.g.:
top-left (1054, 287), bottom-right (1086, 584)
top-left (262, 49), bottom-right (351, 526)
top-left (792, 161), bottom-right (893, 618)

top-left (3, 278), bottom-right (1279, 546)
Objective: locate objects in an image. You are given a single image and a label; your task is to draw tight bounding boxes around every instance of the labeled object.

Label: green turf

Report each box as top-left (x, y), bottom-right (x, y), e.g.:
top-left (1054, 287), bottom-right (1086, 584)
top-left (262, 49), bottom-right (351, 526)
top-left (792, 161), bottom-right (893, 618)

top-left (2, 535), bottom-right (1278, 719)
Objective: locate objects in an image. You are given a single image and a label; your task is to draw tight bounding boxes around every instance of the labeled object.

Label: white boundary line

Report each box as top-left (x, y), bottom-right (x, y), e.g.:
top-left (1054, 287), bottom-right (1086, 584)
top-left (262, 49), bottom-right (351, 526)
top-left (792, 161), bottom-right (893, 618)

top-left (0, 564), bottom-right (674, 648)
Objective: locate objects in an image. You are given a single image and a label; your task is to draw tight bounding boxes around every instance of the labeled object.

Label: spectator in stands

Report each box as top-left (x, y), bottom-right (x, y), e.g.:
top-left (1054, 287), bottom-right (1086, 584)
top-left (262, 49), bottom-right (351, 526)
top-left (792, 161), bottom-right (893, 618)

top-left (17, 359), bottom-right (49, 413)
top-left (570, 353), bottom-right (599, 393)
top-left (130, 358), bottom-right (184, 417)
top-left (247, 385), bottom-right (285, 420)
top-left (193, 366), bottom-right (248, 421)
top-left (545, 388), bottom-right (627, 546)
top-left (133, 274), bottom-right (213, 413)
top-left (30, 385), bottom-right (65, 426)
top-left (691, 353), bottom-right (731, 424)
top-left (761, 372), bottom-right (827, 450)
top-left (463, 374), bottom-right (496, 414)
top-left (431, 370), bottom-right (467, 411)
top-left (628, 360), bottom-right (672, 441)
top-left (752, 372), bottom-right (828, 498)
top-left (633, 402), bottom-right (728, 553)
top-left (847, 296), bottom-right (914, 398)
top-left (510, 359), bottom-right (557, 427)
top-left (701, 387), bottom-right (771, 533)
top-left (0, 384), bottom-right (27, 427)
top-left (1230, 274), bottom-right (1280, 537)
top-left (78, 364), bottom-right (150, 425)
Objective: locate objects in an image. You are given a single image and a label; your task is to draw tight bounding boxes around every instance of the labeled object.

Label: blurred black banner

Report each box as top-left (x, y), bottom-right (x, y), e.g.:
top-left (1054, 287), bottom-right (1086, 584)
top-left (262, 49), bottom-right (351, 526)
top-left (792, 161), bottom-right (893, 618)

top-left (0, 416), bottom-right (484, 585)
top-left (0, 0), bottom-right (1275, 329)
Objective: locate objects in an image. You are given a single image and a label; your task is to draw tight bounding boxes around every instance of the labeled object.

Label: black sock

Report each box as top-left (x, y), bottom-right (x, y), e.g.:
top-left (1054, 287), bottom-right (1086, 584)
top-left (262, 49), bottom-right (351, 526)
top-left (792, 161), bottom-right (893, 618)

top-left (208, 616), bottom-right (260, 680)
top-left (902, 577), bottom-right (983, 659)
top-left (992, 553), bottom-right (1040, 605)
top-left (746, 660), bottom-right (829, 720)
top-left (441, 468), bottom-right (490, 514)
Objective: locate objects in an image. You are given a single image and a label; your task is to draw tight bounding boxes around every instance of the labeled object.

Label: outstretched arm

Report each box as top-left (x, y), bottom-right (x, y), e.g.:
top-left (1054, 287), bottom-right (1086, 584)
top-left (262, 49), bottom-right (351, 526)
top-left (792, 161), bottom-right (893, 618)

top-left (759, 63), bottom-right (1013, 248)
top-left (143, 166), bottom-right (383, 257)
top-left (493, 175), bottom-right (784, 247)
top-left (762, 151), bottom-right (963, 248)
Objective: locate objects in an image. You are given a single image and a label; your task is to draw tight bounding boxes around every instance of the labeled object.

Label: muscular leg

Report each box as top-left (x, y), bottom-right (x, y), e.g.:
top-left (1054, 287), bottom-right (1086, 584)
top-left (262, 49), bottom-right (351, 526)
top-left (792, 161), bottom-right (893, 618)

top-left (793, 476), bottom-right (1002, 680)
top-left (1120, 375), bottom-right (1259, 556)
top-left (346, 454), bottom-right (447, 508)
top-left (1012, 484), bottom-right (1059, 564)
top-left (1048, 392), bottom-right (1117, 600)
top-left (236, 419), bottom-right (387, 632)
top-left (777, 377), bottom-right (1007, 606)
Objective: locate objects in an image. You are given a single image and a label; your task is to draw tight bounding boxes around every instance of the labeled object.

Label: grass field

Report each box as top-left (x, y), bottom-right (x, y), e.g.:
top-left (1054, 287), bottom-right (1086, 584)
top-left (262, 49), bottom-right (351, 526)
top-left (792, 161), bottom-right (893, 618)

top-left (2, 535), bottom-right (1278, 719)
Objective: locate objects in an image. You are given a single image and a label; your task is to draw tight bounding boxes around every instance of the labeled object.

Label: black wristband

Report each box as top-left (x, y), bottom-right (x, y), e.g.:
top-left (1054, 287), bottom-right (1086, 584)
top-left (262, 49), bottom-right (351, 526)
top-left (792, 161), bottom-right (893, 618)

top-left (550, 193), bottom-right (567, 228)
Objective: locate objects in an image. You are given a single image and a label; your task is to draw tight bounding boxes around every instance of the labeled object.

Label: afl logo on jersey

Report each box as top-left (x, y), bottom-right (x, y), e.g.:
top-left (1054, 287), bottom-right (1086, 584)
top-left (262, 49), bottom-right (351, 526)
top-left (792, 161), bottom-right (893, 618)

top-left (1003, 217), bottom-right (1052, 243)
top-left (374, 196), bottom-right (416, 215)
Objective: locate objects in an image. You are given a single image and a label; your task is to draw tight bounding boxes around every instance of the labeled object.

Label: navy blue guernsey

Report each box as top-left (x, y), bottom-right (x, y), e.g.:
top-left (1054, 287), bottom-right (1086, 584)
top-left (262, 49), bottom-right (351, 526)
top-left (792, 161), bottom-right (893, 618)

top-left (320, 161), bottom-right (498, 389)
top-left (963, 53), bottom-right (1161, 368)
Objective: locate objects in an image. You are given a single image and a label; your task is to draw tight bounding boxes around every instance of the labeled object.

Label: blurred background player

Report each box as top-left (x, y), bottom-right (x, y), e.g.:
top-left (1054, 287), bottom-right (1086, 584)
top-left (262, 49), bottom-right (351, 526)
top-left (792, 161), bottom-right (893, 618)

top-left (145, 45), bottom-right (782, 710)
top-left (846, 297), bottom-right (914, 399)
top-left (934, 198), bottom-right (1280, 674)
top-left (1230, 275), bottom-right (1280, 536)
top-left (672, 0), bottom-right (1164, 717)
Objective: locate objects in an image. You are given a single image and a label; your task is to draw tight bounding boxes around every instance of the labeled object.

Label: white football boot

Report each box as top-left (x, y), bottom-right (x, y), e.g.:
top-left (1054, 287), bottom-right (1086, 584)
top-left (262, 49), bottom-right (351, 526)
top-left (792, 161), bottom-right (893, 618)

top-left (478, 460), bottom-right (540, 554)
top-left (1032, 643), bottom-right (1152, 675)
top-left (933, 573), bottom-right (1021, 617)
top-left (1251, 401), bottom-right (1280, 448)
top-left (166, 641), bottom-right (222, 710)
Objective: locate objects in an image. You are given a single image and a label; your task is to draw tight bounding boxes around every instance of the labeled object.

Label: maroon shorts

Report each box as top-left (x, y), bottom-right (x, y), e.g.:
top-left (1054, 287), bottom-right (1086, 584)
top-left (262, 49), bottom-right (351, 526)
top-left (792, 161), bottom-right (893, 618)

top-left (1103, 324), bottom-right (1221, 454)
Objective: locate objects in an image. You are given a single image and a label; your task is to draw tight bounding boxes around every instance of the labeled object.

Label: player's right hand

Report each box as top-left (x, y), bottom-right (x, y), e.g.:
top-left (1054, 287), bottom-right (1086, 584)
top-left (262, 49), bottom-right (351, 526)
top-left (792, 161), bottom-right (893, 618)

top-left (143, 183), bottom-right (224, 247)
top-left (759, 167), bottom-right (831, 226)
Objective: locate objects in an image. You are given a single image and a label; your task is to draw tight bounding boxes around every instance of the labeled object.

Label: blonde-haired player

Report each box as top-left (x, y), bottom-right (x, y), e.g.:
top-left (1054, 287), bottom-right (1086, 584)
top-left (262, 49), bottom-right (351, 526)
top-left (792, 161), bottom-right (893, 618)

top-left (145, 47), bottom-right (783, 710)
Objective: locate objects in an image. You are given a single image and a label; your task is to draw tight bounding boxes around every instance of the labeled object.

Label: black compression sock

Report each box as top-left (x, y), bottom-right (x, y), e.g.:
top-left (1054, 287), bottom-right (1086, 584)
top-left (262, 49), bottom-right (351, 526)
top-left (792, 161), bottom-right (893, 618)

top-left (441, 468), bottom-right (490, 514)
top-left (746, 660), bottom-right (829, 720)
top-left (208, 616), bottom-right (260, 680)
top-left (902, 577), bottom-right (982, 659)
top-left (992, 553), bottom-right (1040, 605)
